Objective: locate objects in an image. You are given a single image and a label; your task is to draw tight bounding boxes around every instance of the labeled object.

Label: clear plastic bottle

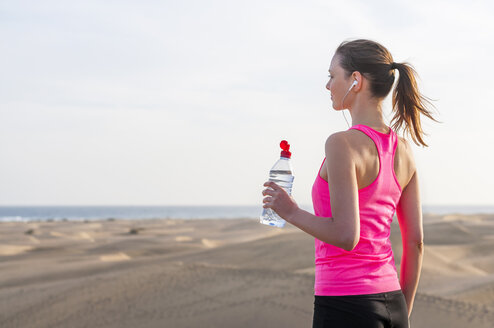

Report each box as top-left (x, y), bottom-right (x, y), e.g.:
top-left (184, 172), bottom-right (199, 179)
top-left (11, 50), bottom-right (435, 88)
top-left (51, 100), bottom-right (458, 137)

top-left (260, 140), bottom-right (294, 228)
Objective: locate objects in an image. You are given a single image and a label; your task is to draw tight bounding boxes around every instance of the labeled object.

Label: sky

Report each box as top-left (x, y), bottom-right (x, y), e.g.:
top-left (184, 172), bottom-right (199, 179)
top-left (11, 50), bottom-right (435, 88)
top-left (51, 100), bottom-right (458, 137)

top-left (1, 0), bottom-right (493, 207)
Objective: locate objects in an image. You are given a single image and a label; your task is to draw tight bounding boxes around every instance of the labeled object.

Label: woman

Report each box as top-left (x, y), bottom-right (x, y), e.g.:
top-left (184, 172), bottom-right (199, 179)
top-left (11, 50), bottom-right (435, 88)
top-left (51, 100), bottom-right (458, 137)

top-left (262, 39), bottom-right (439, 328)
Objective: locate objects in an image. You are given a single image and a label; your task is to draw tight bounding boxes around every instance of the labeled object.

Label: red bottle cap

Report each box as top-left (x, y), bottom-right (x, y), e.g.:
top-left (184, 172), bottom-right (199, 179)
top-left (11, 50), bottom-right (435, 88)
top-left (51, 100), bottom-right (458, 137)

top-left (280, 140), bottom-right (291, 158)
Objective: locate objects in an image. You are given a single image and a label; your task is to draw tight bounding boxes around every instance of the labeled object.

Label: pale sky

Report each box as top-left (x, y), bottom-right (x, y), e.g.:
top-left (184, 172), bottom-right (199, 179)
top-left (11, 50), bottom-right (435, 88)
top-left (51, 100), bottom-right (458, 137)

top-left (1, 0), bottom-right (493, 206)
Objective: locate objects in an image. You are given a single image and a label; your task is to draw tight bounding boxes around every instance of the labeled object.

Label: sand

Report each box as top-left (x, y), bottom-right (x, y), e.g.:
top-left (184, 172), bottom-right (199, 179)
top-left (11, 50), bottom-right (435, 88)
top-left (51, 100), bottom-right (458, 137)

top-left (1, 214), bottom-right (494, 327)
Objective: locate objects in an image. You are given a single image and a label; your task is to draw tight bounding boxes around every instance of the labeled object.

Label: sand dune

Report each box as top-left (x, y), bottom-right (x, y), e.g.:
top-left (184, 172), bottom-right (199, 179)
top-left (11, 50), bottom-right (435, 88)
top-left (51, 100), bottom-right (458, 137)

top-left (1, 214), bottom-right (494, 327)
top-left (0, 244), bottom-right (33, 256)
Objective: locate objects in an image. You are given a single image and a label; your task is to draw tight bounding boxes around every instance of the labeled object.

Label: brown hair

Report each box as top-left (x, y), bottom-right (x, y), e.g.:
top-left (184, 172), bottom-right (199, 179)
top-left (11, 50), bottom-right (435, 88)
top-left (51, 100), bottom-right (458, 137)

top-left (335, 39), bottom-right (440, 147)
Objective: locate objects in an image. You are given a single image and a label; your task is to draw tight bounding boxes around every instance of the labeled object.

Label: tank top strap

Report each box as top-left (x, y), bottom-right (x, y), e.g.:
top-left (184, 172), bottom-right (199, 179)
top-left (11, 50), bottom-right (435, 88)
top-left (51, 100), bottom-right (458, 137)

top-left (348, 124), bottom-right (397, 154)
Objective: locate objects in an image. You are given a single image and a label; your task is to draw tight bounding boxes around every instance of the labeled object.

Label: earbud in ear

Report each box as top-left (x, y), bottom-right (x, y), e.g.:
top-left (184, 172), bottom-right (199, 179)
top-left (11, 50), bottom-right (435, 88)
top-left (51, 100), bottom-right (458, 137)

top-left (347, 80), bottom-right (358, 92)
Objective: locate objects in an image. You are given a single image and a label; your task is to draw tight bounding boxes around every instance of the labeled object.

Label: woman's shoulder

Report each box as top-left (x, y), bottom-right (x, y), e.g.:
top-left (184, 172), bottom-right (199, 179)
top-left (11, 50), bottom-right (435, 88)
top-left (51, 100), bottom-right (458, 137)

top-left (325, 129), bottom-right (368, 150)
top-left (325, 131), bottom-right (353, 149)
top-left (324, 131), bottom-right (360, 159)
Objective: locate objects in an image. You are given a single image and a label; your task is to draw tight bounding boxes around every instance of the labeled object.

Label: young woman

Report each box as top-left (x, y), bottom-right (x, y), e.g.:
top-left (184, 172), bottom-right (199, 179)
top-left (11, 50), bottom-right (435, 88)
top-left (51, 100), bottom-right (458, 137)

top-left (262, 39), bottom-right (439, 328)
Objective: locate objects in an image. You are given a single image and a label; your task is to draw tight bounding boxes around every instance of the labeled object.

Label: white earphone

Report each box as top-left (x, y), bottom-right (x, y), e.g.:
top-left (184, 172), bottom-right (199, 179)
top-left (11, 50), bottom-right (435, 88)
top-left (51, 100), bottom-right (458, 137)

top-left (348, 80), bottom-right (358, 91)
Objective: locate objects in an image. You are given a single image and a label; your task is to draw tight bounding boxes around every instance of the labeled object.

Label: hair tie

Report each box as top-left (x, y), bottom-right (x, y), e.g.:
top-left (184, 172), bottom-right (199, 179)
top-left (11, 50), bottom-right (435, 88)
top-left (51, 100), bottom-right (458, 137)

top-left (390, 62), bottom-right (398, 70)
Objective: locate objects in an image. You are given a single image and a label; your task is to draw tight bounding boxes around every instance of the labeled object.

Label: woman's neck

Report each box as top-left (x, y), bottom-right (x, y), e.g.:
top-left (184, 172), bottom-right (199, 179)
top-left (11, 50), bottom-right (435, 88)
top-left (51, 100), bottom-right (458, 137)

top-left (348, 98), bottom-right (387, 129)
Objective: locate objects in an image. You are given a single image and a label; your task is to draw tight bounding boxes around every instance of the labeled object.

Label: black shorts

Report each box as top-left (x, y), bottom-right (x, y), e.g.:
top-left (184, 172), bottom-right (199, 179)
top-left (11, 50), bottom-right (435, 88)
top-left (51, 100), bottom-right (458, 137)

top-left (313, 289), bottom-right (410, 328)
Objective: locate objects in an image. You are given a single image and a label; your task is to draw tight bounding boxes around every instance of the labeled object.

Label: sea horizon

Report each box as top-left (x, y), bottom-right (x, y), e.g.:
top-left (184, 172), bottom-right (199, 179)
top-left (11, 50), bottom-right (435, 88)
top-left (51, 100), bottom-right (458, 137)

top-left (1, 204), bottom-right (494, 222)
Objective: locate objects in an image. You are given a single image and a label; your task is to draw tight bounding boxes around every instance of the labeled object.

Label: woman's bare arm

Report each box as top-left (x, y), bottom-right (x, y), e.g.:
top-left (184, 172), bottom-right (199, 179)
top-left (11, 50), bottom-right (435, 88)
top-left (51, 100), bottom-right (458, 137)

top-left (286, 133), bottom-right (361, 251)
top-left (396, 165), bottom-right (424, 318)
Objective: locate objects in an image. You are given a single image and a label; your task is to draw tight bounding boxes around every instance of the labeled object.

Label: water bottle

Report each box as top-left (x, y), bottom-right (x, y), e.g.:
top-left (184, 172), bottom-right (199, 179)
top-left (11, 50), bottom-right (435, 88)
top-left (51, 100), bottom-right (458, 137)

top-left (260, 140), bottom-right (294, 228)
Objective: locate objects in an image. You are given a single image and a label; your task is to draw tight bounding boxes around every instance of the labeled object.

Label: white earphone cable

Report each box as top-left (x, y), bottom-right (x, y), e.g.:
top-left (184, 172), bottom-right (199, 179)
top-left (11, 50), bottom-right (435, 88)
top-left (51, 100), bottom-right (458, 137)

top-left (340, 84), bottom-right (354, 129)
top-left (342, 110), bottom-right (351, 129)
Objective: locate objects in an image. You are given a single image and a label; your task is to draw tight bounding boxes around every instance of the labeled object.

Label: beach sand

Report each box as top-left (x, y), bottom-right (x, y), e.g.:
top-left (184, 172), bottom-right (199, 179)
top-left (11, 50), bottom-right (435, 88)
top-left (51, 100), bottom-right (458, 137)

top-left (1, 214), bottom-right (494, 327)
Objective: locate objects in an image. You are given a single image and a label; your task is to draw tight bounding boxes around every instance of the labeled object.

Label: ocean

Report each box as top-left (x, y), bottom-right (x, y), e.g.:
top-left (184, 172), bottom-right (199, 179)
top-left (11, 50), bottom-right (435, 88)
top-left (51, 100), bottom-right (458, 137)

top-left (0, 205), bottom-right (493, 222)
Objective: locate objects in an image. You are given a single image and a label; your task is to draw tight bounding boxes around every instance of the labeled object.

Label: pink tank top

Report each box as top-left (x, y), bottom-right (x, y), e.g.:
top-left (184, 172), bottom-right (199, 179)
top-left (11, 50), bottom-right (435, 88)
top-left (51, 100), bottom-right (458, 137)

top-left (311, 124), bottom-right (403, 296)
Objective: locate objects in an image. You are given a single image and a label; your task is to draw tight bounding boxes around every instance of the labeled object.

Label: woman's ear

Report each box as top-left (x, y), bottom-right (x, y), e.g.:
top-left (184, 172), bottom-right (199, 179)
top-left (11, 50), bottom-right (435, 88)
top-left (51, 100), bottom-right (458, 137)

top-left (352, 71), bottom-right (363, 91)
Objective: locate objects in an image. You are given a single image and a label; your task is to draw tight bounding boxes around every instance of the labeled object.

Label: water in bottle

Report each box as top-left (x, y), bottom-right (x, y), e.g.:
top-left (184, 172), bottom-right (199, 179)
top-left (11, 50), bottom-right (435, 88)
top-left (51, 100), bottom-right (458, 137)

top-left (260, 140), bottom-right (294, 228)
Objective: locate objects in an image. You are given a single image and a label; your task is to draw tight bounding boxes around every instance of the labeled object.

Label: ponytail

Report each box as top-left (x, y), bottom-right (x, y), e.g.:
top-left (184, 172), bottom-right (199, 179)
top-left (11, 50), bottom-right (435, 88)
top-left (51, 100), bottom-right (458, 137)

top-left (335, 39), bottom-right (441, 148)
top-left (391, 63), bottom-right (441, 147)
